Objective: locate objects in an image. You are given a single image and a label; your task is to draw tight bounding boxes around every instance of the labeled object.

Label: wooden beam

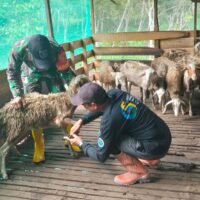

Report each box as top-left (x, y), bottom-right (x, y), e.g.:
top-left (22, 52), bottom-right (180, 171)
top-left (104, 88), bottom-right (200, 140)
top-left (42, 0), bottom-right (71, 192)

top-left (154, 0), bottom-right (160, 49)
top-left (194, 0), bottom-right (197, 45)
top-left (160, 38), bottom-right (194, 49)
top-left (191, 0), bottom-right (200, 2)
top-left (44, 0), bottom-right (54, 39)
top-left (90, 0), bottom-right (95, 34)
top-left (61, 43), bottom-right (70, 51)
top-left (93, 31), bottom-right (190, 42)
top-left (94, 47), bottom-right (163, 56)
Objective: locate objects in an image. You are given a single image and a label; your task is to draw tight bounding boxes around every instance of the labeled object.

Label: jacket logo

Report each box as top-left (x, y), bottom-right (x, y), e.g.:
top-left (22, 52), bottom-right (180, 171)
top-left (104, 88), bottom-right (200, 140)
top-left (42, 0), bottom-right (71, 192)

top-left (120, 100), bottom-right (137, 119)
top-left (97, 138), bottom-right (104, 148)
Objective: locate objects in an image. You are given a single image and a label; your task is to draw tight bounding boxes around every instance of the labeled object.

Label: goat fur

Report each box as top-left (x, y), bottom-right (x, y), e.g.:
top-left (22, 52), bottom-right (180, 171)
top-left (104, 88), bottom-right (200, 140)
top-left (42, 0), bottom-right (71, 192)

top-left (152, 57), bottom-right (186, 116)
top-left (0, 74), bottom-right (90, 180)
top-left (117, 61), bottom-right (166, 107)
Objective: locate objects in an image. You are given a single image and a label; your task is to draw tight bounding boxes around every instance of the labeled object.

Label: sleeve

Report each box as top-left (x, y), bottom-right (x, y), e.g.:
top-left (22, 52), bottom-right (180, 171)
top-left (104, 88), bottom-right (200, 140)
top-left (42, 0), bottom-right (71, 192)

top-left (60, 68), bottom-right (77, 86)
top-left (6, 43), bottom-right (25, 97)
top-left (82, 111), bottom-right (103, 125)
top-left (81, 112), bottom-right (115, 163)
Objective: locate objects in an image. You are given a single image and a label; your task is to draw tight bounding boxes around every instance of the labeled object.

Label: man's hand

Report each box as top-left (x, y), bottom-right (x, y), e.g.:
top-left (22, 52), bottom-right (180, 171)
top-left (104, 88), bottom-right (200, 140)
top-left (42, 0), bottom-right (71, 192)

top-left (70, 119), bottom-right (83, 135)
top-left (10, 96), bottom-right (25, 109)
top-left (64, 134), bottom-right (83, 147)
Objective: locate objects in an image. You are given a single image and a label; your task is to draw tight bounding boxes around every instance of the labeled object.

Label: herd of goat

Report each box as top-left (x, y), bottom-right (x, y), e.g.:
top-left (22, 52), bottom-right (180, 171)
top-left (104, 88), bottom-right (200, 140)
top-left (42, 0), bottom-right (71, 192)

top-left (0, 43), bottom-right (200, 179)
top-left (91, 43), bottom-right (200, 117)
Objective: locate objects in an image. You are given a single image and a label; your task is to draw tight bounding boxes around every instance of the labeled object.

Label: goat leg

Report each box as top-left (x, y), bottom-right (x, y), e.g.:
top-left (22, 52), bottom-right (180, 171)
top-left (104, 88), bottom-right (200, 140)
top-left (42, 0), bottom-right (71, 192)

top-left (188, 92), bottom-right (194, 116)
top-left (0, 141), bottom-right (12, 180)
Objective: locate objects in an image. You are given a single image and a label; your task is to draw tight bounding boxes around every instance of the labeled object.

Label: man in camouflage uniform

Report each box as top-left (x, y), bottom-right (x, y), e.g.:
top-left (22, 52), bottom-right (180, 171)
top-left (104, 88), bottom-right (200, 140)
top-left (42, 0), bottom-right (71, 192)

top-left (7, 34), bottom-right (76, 163)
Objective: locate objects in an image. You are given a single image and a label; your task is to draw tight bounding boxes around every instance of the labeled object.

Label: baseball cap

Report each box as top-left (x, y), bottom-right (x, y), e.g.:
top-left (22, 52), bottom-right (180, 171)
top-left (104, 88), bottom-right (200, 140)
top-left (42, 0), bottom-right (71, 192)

top-left (28, 34), bottom-right (54, 71)
top-left (70, 82), bottom-right (108, 106)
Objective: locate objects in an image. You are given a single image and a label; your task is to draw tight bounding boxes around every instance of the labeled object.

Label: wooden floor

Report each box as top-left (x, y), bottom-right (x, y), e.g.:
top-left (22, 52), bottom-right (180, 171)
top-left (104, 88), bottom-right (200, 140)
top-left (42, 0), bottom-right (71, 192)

top-left (0, 88), bottom-right (200, 200)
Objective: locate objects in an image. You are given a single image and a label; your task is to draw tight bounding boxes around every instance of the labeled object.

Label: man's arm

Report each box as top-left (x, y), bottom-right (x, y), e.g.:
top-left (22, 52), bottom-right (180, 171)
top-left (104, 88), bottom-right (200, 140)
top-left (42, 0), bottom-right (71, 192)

top-left (7, 40), bottom-right (26, 98)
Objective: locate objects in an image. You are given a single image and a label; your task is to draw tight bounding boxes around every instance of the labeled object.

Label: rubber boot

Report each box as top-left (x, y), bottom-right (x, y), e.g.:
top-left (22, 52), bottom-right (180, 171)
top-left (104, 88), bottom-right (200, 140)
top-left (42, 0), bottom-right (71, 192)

top-left (32, 128), bottom-right (45, 163)
top-left (138, 158), bottom-right (160, 166)
top-left (114, 152), bottom-right (149, 185)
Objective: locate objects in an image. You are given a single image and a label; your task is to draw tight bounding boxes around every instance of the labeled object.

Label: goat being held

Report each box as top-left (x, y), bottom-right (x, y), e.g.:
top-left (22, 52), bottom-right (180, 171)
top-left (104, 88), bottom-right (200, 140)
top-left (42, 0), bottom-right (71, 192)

top-left (0, 74), bottom-right (90, 180)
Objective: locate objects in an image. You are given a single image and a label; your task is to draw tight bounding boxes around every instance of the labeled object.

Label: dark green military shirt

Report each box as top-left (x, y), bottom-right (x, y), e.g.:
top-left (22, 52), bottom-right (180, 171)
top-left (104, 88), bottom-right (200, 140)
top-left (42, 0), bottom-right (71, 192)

top-left (7, 36), bottom-right (76, 97)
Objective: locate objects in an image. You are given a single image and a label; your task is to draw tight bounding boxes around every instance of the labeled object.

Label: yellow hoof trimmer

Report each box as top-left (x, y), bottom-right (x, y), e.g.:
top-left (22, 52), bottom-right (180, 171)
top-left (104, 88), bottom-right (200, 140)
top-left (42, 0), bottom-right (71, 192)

top-left (64, 123), bottom-right (82, 155)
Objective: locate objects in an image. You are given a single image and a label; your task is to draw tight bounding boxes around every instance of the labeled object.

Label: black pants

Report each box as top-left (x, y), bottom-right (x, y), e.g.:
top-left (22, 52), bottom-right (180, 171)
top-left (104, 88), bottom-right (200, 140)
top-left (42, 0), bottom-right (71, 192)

top-left (113, 123), bottom-right (171, 160)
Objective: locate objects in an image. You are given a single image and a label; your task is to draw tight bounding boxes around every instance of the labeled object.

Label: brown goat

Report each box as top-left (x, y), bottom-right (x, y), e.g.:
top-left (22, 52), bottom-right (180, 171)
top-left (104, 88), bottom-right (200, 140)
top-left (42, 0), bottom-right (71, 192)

top-left (0, 74), bottom-right (90, 180)
top-left (152, 57), bottom-right (186, 116)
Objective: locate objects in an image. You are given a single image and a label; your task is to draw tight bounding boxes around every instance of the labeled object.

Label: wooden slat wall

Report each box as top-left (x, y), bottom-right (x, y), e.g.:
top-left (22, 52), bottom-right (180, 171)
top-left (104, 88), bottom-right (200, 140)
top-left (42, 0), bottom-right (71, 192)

top-left (93, 31), bottom-right (190, 42)
top-left (92, 31), bottom-right (200, 58)
top-left (61, 37), bottom-right (95, 75)
top-left (94, 47), bottom-right (163, 56)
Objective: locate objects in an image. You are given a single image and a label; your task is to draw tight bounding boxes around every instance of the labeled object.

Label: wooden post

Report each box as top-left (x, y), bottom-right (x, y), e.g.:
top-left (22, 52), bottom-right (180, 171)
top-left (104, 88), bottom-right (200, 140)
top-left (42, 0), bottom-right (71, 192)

top-left (90, 0), bottom-right (95, 35)
top-left (193, 0), bottom-right (197, 46)
top-left (82, 40), bottom-right (89, 75)
top-left (153, 0), bottom-right (160, 49)
top-left (44, 0), bottom-right (54, 39)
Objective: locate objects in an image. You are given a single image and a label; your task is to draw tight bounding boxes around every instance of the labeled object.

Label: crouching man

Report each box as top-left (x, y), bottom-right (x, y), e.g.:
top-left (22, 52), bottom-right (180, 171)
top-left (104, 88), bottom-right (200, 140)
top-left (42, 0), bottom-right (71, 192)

top-left (66, 82), bottom-right (171, 185)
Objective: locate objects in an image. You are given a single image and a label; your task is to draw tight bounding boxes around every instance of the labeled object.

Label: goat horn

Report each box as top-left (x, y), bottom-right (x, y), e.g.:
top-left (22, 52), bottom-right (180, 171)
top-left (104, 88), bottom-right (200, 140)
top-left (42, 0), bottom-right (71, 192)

top-left (165, 99), bottom-right (173, 107)
top-left (162, 99), bottom-right (173, 114)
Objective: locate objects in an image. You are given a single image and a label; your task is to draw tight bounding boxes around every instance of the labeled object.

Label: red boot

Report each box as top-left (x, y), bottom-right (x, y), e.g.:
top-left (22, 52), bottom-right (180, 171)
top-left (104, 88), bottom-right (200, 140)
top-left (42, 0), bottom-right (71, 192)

top-left (138, 158), bottom-right (160, 166)
top-left (114, 152), bottom-right (149, 185)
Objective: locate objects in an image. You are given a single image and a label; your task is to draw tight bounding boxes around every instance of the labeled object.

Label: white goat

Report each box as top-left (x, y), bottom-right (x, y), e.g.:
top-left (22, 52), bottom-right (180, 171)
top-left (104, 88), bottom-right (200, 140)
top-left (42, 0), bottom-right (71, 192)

top-left (0, 74), bottom-right (90, 180)
top-left (117, 61), bottom-right (166, 107)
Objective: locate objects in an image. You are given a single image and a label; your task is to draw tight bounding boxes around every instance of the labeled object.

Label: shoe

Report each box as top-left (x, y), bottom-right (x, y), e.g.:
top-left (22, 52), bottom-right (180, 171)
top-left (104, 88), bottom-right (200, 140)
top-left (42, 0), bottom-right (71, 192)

top-left (114, 172), bottom-right (150, 185)
top-left (138, 159), bottom-right (160, 166)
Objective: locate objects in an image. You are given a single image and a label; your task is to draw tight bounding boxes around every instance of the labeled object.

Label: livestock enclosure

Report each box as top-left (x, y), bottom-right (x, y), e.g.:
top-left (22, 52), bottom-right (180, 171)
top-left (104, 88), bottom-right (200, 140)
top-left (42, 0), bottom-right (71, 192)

top-left (0, 0), bottom-right (200, 199)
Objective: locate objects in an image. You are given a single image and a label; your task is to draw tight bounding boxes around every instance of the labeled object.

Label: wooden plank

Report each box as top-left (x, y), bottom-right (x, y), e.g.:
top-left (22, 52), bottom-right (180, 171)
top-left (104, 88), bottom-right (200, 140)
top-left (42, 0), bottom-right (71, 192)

top-left (93, 31), bottom-right (190, 42)
top-left (61, 42), bottom-right (70, 51)
top-left (94, 47), bottom-right (163, 56)
top-left (83, 37), bottom-right (94, 45)
top-left (87, 50), bottom-right (95, 58)
top-left (0, 70), bottom-right (12, 107)
top-left (74, 53), bottom-right (84, 64)
top-left (71, 39), bottom-right (84, 49)
top-left (191, 0), bottom-right (200, 2)
top-left (160, 37), bottom-right (194, 49)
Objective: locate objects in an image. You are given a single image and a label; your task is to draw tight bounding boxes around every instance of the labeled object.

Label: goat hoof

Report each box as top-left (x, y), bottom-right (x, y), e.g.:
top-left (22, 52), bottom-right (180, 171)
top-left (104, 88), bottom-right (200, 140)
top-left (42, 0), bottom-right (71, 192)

top-left (189, 112), bottom-right (193, 117)
top-left (1, 174), bottom-right (8, 180)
